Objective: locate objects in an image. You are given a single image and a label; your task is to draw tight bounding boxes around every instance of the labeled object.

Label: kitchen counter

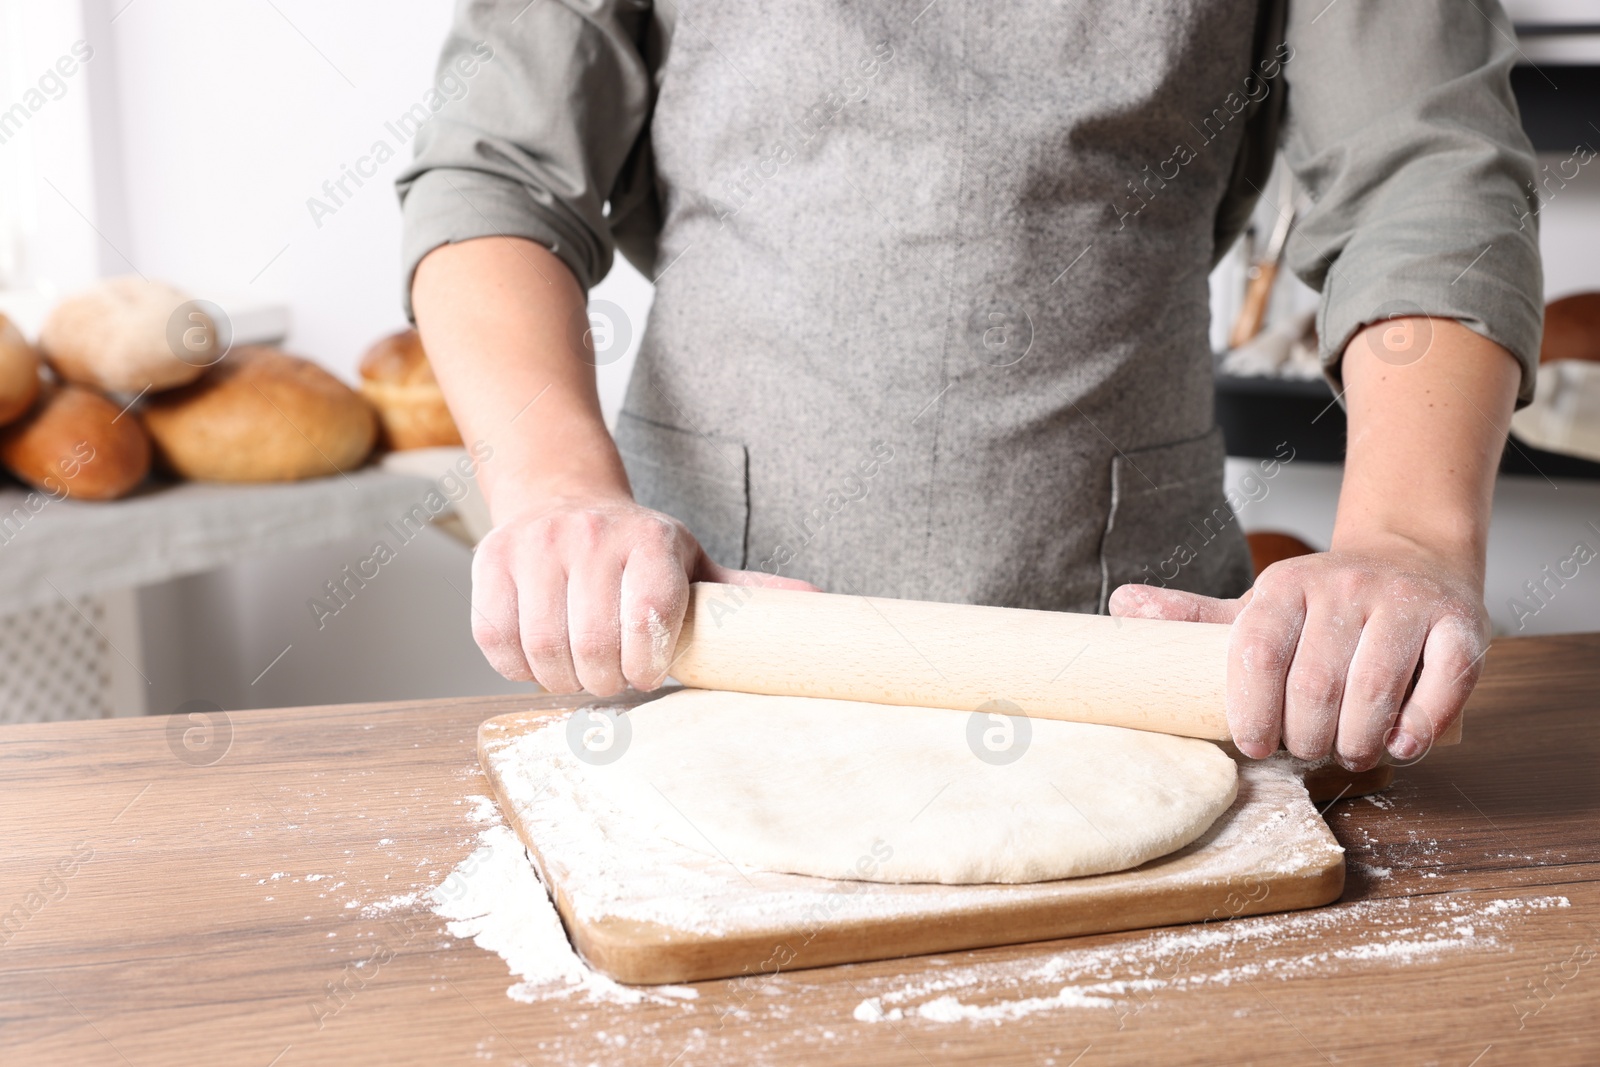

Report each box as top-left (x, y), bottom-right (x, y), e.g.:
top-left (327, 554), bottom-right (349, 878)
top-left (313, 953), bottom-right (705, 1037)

top-left (1, 634), bottom-right (1597, 1066)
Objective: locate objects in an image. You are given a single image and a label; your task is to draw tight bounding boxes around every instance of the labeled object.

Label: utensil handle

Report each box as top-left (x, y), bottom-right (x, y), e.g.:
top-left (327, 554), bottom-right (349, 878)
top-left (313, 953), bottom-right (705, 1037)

top-left (672, 583), bottom-right (1235, 739)
top-left (1228, 261), bottom-right (1280, 350)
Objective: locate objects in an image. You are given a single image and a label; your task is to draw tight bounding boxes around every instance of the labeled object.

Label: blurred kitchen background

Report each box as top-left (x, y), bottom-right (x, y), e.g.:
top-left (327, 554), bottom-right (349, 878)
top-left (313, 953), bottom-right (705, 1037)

top-left (1, 0), bottom-right (1598, 723)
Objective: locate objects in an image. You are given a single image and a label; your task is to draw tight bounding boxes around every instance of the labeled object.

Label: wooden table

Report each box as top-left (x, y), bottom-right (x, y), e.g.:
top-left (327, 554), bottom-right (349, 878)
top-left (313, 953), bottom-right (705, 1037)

top-left (2, 634), bottom-right (1597, 1066)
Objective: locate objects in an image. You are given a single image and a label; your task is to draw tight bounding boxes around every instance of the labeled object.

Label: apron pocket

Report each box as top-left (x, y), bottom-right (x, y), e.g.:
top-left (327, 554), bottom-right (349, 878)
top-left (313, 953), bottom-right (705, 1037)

top-left (1097, 427), bottom-right (1253, 611)
top-left (614, 410), bottom-right (751, 570)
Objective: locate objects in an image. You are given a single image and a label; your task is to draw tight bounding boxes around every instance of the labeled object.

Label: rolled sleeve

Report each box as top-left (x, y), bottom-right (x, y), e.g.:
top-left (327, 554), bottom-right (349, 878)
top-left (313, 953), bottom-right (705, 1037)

top-left (395, 0), bottom-right (659, 316)
top-left (1278, 0), bottom-right (1544, 404)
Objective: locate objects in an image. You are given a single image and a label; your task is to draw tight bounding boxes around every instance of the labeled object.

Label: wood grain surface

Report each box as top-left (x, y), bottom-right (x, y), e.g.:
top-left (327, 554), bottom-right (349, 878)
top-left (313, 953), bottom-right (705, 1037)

top-left (480, 709), bottom-right (1344, 985)
top-left (1, 633), bottom-right (1598, 1066)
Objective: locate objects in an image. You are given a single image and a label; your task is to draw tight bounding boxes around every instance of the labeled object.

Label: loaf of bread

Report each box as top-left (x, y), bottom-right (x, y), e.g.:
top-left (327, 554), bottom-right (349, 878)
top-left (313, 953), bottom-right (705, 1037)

top-left (358, 328), bottom-right (463, 450)
top-left (140, 346), bottom-right (376, 481)
top-left (0, 383), bottom-right (151, 500)
top-left (40, 276), bottom-right (215, 394)
top-left (1541, 292), bottom-right (1600, 364)
top-left (0, 313), bottom-right (42, 426)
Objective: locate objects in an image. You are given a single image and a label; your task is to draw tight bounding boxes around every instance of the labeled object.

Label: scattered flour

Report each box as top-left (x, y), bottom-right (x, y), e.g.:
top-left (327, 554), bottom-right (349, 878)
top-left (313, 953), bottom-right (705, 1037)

top-left (846, 893), bottom-right (1571, 1025)
top-left (360, 890), bottom-right (419, 916)
top-left (428, 823), bottom-right (698, 1007)
top-left (644, 607), bottom-right (673, 677)
top-left (463, 794), bottom-right (501, 825)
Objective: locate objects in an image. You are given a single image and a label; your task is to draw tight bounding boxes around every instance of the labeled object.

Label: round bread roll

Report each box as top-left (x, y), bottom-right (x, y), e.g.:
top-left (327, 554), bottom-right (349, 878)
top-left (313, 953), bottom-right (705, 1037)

top-left (1541, 292), bottom-right (1600, 364)
top-left (140, 346), bottom-right (376, 482)
top-left (358, 328), bottom-right (462, 450)
top-left (0, 384), bottom-right (151, 500)
top-left (40, 276), bottom-right (215, 394)
top-left (0, 313), bottom-right (42, 426)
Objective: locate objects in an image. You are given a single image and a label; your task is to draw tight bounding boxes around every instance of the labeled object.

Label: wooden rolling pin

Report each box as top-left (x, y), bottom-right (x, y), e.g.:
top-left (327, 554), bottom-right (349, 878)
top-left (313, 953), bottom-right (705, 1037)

top-left (671, 583), bottom-right (1462, 747)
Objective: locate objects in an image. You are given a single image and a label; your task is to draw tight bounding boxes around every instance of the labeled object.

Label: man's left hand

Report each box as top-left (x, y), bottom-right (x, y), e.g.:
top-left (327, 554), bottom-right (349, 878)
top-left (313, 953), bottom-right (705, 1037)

top-left (1110, 547), bottom-right (1488, 770)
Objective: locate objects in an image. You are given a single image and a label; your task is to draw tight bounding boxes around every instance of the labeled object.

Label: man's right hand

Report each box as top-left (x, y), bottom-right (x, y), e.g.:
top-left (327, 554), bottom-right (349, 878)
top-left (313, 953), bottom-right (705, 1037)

top-left (412, 237), bottom-right (813, 695)
top-left (470, 496), bottom-right (815, 695)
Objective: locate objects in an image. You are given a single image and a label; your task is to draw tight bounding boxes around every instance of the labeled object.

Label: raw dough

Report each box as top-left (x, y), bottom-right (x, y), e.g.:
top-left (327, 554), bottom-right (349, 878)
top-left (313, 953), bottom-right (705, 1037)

top-left (578, 689), bottom-right (1238, 885)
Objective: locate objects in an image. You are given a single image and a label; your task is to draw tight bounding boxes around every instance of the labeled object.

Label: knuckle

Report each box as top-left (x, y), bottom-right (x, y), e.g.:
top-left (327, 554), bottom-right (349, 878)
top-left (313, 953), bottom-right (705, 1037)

top-left (622, 611), bottom-right (667, 640)
top-left (531, 517), bottom-right (563, 550)
top-left (1347, 666), bottom-right (1405, 711)
top-left (1287, 667), bottom-right (1341, 710)
top-left (1226, 698), bottom-right (1280, 747)
top-left (472, 534), bottom-right (509, 571)
top-left (570, 630), bottom-right (619, 665)
top-left (520, 633), bottom-right (569, 666)
top-left (636, 515), bottom-right (682, 551)
top-left (1235, 634), bottom-right (1293, 675)
top-left (623, 587), bottom-right (688, 644)
top-left (570, 510), bottom-right (610, 549)
top-left (1383, 574), bottom-right (1423, 602)
top-left (474, 635), bottom-right (530, 681)
top-left (1432, 622), bottom-right (1487, 687)
top-left (471, 615), bottom-right (512, 652)
top-left (1435, 648), bottom-right (1481, 692)
top-left (1332, 568), bottom-right (1371, 602)
top-left (1251, 565), bottom-right (1294, 599)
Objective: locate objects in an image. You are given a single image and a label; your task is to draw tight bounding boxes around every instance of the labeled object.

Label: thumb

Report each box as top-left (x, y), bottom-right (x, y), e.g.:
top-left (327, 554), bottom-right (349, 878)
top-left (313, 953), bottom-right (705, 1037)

top-left (1109, 583), bottom-right (1246, 624)
top-left (697, 558), bottom-right (821, 593)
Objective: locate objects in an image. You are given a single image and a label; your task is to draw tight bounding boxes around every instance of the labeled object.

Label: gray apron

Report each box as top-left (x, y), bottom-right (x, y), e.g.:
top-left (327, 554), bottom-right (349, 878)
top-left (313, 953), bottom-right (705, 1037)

top-left (614, 2), bottom-right (1258, 612)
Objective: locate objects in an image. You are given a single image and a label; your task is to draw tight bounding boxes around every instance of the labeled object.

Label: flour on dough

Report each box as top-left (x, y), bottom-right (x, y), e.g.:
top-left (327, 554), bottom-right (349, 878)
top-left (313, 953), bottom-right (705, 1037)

top-left (577, 689), bottom-right (1237, 885)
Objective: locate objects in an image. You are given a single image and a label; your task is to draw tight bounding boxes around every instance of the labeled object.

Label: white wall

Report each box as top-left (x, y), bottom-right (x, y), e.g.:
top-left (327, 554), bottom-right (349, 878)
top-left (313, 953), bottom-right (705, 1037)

top-left (0, 2), bottom-right (102, 290)
top-left (98, 0), bottom-right (449, 375)
top-left (22, 3), bottom-right (1600, 711)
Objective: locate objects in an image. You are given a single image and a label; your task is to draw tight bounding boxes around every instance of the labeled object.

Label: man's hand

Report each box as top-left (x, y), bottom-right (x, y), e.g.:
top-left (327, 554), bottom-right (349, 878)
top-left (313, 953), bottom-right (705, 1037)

top-left (1111, 316), bottom-right (1520, 770)
top-left (472, 496), bottom-right (815, 695)
top-left (412, 237), bottom-right (816, 695)
top-left (1110, 548), bottom-right (1487, 769)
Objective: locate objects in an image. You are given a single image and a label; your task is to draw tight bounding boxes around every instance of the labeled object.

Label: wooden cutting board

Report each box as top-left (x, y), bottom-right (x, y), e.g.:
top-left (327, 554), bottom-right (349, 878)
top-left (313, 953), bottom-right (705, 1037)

top-left (478, 703), bottom-right (1350, 986)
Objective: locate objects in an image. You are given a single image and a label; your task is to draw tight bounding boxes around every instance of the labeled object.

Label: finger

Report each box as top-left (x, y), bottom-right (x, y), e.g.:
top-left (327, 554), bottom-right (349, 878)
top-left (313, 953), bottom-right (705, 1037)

top-left (618, 529), bottom-right (693, 690)
top-left (1109, 583), bottom-right (1246, 624)
top-left (1226, 579), bottom-right (1306, 759)
top-left (469, 540), bottom-right (533, 682)
top-left (566, 557), bottom-right (627, 697)
top-left (1279, 595), bottom-right (1362, 760)
top-left (516, 562), bottom-right (581, 694)
top-left (1387, 614), bottom-right (1485, 763)
top-left (700, 557), bottom-right (821, 592)
top-left (1334, 612), bottom-right (1427, 771)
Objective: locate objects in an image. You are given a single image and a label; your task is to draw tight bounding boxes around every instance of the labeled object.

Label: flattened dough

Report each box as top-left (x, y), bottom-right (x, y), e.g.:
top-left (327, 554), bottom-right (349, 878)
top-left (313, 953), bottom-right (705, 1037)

top-left (579, 689), bottom-right (1238, 885)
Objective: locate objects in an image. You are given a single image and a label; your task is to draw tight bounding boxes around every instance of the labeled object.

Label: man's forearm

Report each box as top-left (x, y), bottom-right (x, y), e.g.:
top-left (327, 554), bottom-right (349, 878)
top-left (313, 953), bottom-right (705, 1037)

top-left (1333, 318), bottom-right (1522, 583)
top-left (411, 236), bottom-right (632, 521)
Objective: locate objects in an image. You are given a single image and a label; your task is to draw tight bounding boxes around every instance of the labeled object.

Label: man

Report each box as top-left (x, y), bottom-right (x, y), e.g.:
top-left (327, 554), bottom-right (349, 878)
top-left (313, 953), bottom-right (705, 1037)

top-left (398, 1), bottom-right (1541, 771)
